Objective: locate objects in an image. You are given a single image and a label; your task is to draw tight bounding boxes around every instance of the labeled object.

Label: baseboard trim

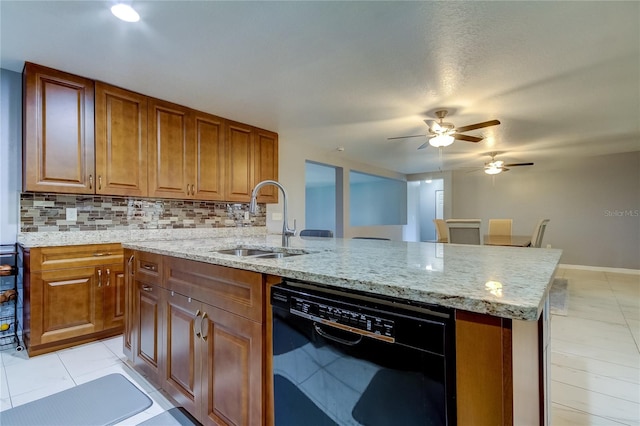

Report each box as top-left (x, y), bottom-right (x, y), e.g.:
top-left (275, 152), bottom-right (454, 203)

top-left (559, 264), bottom-right (640, 275)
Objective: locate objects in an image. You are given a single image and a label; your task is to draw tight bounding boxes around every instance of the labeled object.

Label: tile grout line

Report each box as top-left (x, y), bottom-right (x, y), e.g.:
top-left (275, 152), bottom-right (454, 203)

top-left (552, 401), bottom-right (632, 426)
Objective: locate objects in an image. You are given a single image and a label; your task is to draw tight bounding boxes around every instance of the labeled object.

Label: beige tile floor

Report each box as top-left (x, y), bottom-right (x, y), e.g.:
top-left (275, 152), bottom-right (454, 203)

top-left (551, 268), bottom-right (640, 425)
top-left (0, 268), bottom-right (638, 425)
top-left (0, 335), bottom-right (175, 425)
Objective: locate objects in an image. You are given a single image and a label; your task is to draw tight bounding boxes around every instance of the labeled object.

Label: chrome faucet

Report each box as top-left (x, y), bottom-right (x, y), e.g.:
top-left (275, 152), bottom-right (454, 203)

top-left (249, 180), bottom-right (296, 246)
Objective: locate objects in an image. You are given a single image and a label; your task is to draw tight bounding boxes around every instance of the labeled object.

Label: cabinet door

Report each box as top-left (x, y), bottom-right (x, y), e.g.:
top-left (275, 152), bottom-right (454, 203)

top-left (254, 129), bottom-right (279, 203)
top-left (30, 267), bottom-right (100, 346)
top-left (192, 111), bottom-right (226, 201)
top-left (102, 262), bottom-right (125, 331)
top-left (225, 121), bottom-right (254, 202)
top-left (95, 82), bottom-right (148, 196)
top-left (134, 281), bottom-right (164, 383)
top-left (201, 305), bottom-right (263, 426)
top-left (163, 291), bottom-right (200, 417)
top-left (148, 99), bottom-right (192, 199)
top-left (123, 250), bottom-right (135, 360)
top-left (23, 62), bottom-right (95, 194)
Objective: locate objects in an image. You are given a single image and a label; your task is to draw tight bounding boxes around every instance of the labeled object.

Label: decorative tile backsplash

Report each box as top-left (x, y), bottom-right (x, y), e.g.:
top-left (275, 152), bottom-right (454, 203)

top-left (20, 193), bottom-right (266, 233)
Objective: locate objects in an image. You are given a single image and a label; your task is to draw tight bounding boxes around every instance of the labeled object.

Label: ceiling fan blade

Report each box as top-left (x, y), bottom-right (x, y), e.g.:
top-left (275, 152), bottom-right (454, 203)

top-left (452, 133), bottom-right (483, 143)
top-left (417, 141), bottom-right (430, 150)
top-left (424, 119), bottom-right (437, 128)
top-left (504, 162), bottom-right (534, 167)
top-left (387, 135), bottom-right (425, 140)
top-left (455, 119), bottom-right (501, 133)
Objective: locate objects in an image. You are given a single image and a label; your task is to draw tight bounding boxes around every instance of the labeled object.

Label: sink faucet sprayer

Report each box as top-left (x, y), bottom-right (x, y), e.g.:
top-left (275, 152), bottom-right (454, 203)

top-left (249, 180), bottom-right (296, 246)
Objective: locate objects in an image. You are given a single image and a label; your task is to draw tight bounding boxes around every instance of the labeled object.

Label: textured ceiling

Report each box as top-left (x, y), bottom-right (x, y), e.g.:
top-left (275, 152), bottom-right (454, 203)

top-left (1, 1), bottom-right (638, 174)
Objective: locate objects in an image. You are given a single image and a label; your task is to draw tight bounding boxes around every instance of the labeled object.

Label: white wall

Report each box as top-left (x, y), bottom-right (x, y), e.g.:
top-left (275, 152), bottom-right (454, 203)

top-left (0, 69), bottom-right (22, 244)
top-left (451, 152), bottom-right (640, 269)
top-left (276, 135), bottom-right (407, 240)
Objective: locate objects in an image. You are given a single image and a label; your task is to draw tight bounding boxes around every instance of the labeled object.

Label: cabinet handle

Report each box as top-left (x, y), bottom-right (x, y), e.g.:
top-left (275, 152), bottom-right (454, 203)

top-left (141, 263), bottom-right (156, 271)
top-left (89, 175), bottom-right (93, 189)
top-left (99, 175), bottom-right (102, 190)
top-left (187, 185), bottom-right (190, 195)
top-left (128, 255), bottom-right (135, 276)
top-left (93, 252), bottom-right (113, 257)
top-left (106, 268), bottom-right (110, 286)
top-left (191, 184), bottom-right (195, 195)
top-left (200, 312), bottom-right (208, 341)
top-left (142, 285), bottom-right (153, 292)
top-left (194, 309), bottom-right (202, 338)
top-left (97, 269), bottom-right (102, 287)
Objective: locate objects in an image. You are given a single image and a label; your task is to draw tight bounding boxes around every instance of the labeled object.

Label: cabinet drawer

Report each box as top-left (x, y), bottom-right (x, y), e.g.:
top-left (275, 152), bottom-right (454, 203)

top-left (164, 256), bottom-right (263, 322)
top-left (29, 244), bottom-right (123, 272)
top-left (134, 251), bottom-right (163, 286)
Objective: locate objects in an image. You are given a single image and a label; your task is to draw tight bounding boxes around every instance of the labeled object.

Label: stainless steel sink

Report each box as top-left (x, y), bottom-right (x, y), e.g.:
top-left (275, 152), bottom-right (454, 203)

top-left (254, 252), bottom-right (297, 259)
top-left (215, 248), bottom-right (273, 257)
top-left (214, 247), bottom-right (307, 259)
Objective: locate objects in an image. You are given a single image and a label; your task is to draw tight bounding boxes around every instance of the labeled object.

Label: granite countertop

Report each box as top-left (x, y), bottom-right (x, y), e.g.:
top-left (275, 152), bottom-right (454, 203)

top-left (122, 235), bottom-right (562, 321)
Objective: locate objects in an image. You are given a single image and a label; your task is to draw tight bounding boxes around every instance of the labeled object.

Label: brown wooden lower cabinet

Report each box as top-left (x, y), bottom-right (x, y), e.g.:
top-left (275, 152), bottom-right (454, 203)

top-left (456, 309), bottom-right (547, 426)
top-left (125, 250), bottom-right (548, 426)
top-left (22, 244), bottom-right (125, 356)
top-left (133, 280), bottom-right (164, 384)
top-left (126, 251), bottom-right (266, 426)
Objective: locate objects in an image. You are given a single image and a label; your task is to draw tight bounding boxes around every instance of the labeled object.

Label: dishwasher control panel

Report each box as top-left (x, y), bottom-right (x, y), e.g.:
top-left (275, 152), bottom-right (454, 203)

top-left (289, 295), bottom-right (395, 341)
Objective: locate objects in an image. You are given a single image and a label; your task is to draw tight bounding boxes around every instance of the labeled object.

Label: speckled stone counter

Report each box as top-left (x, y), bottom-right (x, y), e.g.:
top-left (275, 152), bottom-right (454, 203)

top-left (17, 227), bottom-right (267, 247)
top-left (122, 235), bottom-right (562, 321)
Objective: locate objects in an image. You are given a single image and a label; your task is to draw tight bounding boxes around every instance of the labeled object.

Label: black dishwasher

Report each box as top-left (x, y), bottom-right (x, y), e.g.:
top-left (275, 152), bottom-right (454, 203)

top-left (271, 280), bottom-right (456, 425)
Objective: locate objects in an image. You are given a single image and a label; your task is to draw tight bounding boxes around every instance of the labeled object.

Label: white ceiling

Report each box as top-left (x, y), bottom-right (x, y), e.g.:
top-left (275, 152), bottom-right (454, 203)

top-left (1, 1), bottom-right (639, 175)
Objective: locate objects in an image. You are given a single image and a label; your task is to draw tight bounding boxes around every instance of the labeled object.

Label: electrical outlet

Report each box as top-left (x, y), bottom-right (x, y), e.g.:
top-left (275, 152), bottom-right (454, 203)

top-left (66, 208), bottom-right (78, 221)
top-left (272, 212), bottom-right (283, 221)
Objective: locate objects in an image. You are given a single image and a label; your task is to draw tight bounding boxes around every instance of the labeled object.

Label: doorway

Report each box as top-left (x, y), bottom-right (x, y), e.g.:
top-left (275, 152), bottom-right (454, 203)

top-left (405, 179), bottom-right (444, 242)
top-left (304, 161), bottom-right (343, 237)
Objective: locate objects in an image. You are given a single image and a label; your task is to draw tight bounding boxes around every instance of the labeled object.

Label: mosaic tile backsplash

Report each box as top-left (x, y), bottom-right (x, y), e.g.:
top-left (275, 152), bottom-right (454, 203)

top-left (20, 193), bottom-right (267, 232)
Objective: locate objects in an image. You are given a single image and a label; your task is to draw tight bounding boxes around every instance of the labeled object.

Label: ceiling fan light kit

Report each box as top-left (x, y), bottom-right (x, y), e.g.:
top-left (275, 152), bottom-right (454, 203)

top-left (389, 109), bottom-right (500, 150)
top-left (429, 134), bottom-right (455, 148)
top-left (482, 153), bottom-right (534, 175)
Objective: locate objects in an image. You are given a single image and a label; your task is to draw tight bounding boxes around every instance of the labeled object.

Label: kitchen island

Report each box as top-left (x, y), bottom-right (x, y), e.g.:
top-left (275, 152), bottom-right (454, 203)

top-left (122, 234), bottom-right (561, 426)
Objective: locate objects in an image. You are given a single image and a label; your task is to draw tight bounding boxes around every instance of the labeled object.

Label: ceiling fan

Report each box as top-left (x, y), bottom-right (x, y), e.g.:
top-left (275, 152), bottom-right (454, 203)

top-left (483, 152), bottom-right (534, 175)
top-left (388, 109), bottom-right (501, 149)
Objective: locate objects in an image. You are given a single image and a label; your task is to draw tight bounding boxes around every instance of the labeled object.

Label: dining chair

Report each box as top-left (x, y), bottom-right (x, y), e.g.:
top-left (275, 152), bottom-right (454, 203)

top-left (530, 219), bottom-right (550, 248)
top-left (299, 229), bottom-right (333, 238)
top-left (446, 219), bottom-right (482, 245)
top-left (433, 219), bottom-right (448, 243)
top-left (488, 219), bottom-right (513, 236)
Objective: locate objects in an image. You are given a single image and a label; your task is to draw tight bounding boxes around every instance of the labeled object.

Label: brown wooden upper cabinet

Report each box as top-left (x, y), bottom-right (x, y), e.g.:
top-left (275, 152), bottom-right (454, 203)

top-left (147, 99), bottom-right (192, 199)
top-left (191, 110), bottom-right (226, 200)
top-left (254, 129), bottom-right (279, 203)
top-left (226, 121), bottom-right (279, 203)
top-left (95, 82), bottom-right (148, 197)
top-left (23, 63), bottom-right (277, 202)
top-left (23, 63), bottom-right (95, 194)
top-left (147, 101), bottom-right (227, 200)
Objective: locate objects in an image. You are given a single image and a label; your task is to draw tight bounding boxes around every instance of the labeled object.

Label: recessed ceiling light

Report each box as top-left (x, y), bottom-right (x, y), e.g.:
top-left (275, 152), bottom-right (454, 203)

top-left (111, 3), bottom-right (140, 22)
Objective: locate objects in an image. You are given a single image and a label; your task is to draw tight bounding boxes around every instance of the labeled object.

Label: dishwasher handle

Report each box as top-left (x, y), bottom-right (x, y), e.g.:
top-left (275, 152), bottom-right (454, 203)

top-left (313, 323), bottom-right (363, 346)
